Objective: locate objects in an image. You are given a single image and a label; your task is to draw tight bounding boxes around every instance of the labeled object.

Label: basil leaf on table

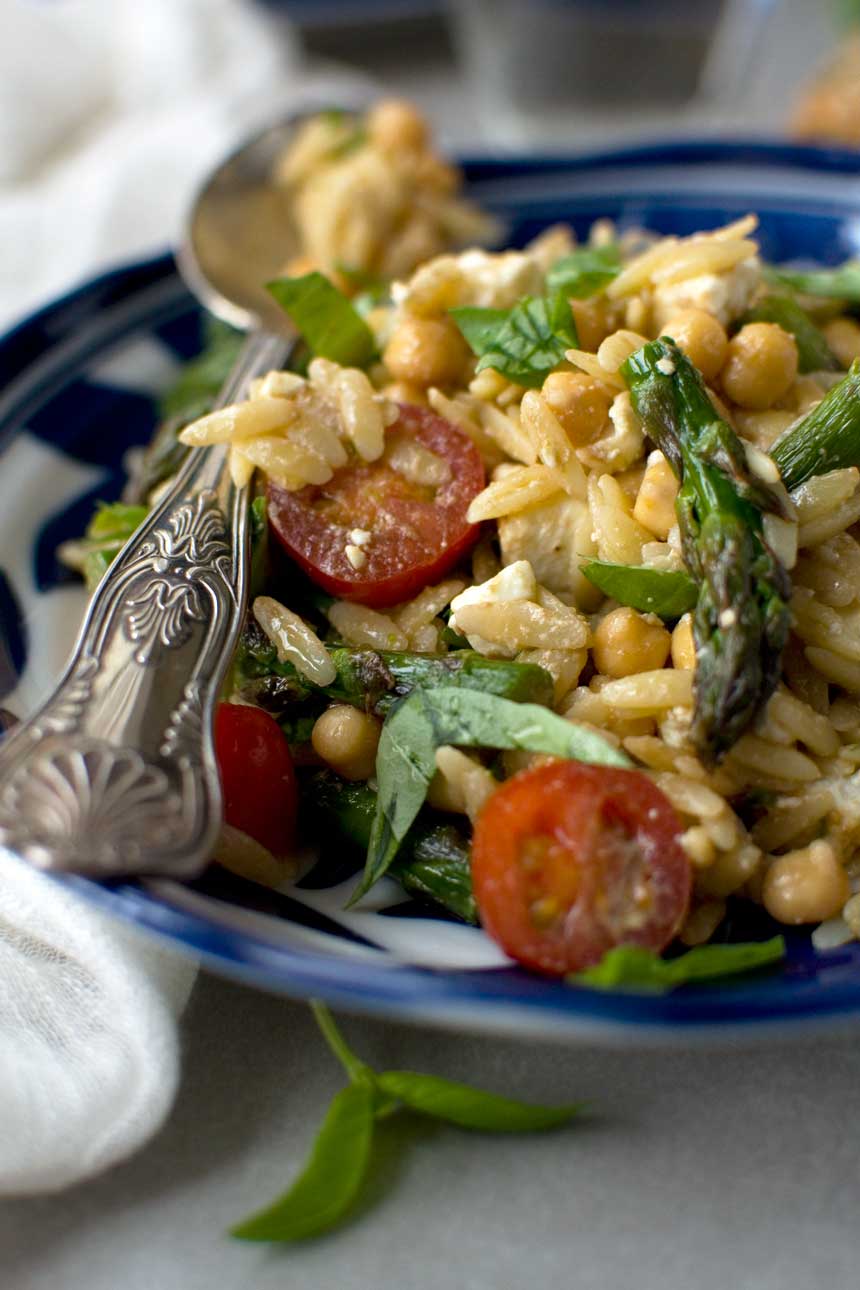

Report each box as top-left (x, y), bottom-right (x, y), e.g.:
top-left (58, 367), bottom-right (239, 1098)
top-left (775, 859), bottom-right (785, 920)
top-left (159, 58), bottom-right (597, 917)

top-left (231, 1004), bottom-right (585, 1244)
top-left (267, 272), bottom-right (377, 367)
top-left (568, 937), bottom-right (787, 994)
top-left (450, 291), bottom-right (578, 387)
top-left (376, 1071), bottom-right (582, 1133)
top-left (353, 686), bottom-right (629, 902)
top-left (580, 560), bottom-right (698, 619)
top-left (231, 1082), bottom-right (375, 1242)
top-left (764, 261), bottom-right (860, 303)
top-left (546, 244), bottom-right (622, 298)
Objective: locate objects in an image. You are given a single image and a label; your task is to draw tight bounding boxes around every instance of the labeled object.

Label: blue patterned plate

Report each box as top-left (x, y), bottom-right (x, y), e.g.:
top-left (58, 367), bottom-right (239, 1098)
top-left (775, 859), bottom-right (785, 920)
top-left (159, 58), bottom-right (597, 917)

top-left (4, 141), bottom-right (860, 1041)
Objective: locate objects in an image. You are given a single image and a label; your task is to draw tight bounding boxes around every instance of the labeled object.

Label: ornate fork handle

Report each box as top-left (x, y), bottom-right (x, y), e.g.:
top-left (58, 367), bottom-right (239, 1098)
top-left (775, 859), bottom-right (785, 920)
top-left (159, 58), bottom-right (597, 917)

top-left (0, 330), bottom-right (289, 877)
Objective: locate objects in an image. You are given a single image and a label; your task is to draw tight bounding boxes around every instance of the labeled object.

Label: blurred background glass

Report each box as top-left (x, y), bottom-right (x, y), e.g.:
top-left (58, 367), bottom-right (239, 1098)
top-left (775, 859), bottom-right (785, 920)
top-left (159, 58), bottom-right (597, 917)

top-left (261, 0), bottom-right (849, 149)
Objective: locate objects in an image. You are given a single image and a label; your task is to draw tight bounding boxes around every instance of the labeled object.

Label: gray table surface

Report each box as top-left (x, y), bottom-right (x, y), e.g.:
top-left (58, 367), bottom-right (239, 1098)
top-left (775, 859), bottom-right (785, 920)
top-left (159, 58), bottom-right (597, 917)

top-left (4, 6), bottom-right (857, 1287)
top-left (3, 971), bottom-right (859, 1290)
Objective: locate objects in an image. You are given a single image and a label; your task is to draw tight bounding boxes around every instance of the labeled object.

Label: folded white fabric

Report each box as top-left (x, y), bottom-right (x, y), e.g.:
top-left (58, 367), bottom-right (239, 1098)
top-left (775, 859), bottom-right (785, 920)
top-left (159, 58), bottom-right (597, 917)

top-left (0, 856), bottom-right (197, 1195)
top-left (0, 0), bottom-right (375, 1193)
top-left (0, 0), bottom-right (374, 329)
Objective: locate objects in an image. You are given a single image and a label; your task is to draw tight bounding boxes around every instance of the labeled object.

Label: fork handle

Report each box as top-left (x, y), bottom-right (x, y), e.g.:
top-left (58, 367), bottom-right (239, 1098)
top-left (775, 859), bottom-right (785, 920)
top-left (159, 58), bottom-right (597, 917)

top-left (0, 329), bottom-right (288, 877)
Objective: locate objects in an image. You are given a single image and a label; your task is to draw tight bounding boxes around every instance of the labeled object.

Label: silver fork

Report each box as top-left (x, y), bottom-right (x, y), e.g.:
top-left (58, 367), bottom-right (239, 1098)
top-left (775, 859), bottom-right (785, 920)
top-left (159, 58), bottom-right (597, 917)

top-left (0, 330), bottom-right (288, 877)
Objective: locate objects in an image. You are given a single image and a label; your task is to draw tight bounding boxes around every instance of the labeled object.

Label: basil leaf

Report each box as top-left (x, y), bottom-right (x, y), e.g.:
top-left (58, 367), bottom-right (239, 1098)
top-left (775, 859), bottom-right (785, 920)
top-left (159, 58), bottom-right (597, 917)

top-left (569, 937), bottom-right (786, 994)
top-left (267, 272), bottom-right (377, 367)
top-left (249, 495), bottom-right (268, 600)
top-left (450, 292), bottom-right (578, 388)
top-left (231, 1082), bottom-right (375, 1242)
top-left (580, 561), bottom-right (698, 619)
top-left (764, 262), bottom-right (860, 303)
top-left (353, 686), bottom-right (629, 901)
top-left (546, 244), bottom-right (621, 298)
top-left (740, 295), bottom-right (839, 373)
top-left (159, 318), bottom-right (244, 424)
top-left (82, 502), bottom-right (149, 591)
top-left (377, 1071), bottom-right (583, 1133)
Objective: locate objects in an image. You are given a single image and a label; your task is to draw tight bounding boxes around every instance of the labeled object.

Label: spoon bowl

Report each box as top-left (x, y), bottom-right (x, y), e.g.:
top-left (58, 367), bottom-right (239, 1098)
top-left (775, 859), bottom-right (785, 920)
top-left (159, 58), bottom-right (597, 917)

top-left (177, 110), bottom-right (359, 335)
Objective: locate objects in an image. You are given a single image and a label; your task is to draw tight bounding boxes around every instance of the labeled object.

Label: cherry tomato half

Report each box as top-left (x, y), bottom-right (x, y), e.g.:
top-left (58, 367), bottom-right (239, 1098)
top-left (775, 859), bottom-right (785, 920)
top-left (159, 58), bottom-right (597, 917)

top-left (471, 761), bottom-right (692, 976)
top-left (214, 702), bottom-right (298, 857)
top-left (267, 403), bottom-right (484, 608)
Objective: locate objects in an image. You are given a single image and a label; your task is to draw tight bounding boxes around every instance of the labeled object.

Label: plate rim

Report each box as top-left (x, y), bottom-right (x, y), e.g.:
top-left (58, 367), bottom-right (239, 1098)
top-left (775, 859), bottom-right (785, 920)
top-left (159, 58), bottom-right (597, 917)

top-left (5, 137), bottom-right (860, 1043)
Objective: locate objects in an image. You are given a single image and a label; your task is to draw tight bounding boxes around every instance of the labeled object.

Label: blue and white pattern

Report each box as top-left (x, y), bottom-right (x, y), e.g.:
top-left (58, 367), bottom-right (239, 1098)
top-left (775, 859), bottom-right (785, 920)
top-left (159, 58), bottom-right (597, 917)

top-left (5, 142), bottom-right (860, 1040)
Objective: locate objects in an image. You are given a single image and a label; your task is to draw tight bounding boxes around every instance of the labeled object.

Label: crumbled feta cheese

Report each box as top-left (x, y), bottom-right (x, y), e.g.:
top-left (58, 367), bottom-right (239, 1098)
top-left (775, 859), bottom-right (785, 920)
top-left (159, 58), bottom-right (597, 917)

top-left (449, 560), bottom-right (538, 630)
top-left (652, 257), bottom-right (762, 329)
top-left (656, 356), bottom-right (676, 376)
top-left (345, 544), bottom-right (367, 570)
top-left (393, 248), bottom-right (545, 316)
top-left (577, 391), bottom-right (643, 474)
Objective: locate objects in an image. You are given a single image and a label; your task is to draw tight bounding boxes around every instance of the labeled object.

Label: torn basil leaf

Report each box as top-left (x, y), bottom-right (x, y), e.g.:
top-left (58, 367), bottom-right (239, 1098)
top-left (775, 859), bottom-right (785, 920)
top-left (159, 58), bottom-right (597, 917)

top-left (267, 272), bottom-right (377, 368)
top-left (568, 937), bottom-right (786, 994)
top-left (450, 291), bottom-right (578, 388)
top-left (546, 244), bottom-right (622, 298)
top-left (353, 686), bottom-right (629, 903)
top-left (580, 561), bottom-right (698, 619)
top-left (764, 261), bottom-right (860, 303)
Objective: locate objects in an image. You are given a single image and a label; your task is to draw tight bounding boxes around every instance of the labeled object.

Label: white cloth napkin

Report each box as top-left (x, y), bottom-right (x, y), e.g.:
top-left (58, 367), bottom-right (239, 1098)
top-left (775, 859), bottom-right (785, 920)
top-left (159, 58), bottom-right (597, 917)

top-left (0, 0), bottom-right (374, 1194)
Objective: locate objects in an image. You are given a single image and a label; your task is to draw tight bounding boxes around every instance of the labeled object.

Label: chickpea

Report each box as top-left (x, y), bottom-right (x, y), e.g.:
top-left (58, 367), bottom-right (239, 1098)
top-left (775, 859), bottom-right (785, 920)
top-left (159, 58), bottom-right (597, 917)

top-left (823, 316), bottom-right (860, 368)
top-left (570, 298), bottom-right (613, 351)
top-left (762, 840), bottom-right (850, 925)
top-left (633, 452), bottom-right (678, 539)
top-left (541, 371), bottom-right (612, 446)
top-left (720, 322), bottom-right (799, 410)
top-left (383, 315), bottom-right (471, 388)
top-left (311, 705), bottom-right (381, 781)
top-left (592, 607), bottom-right (671, 679)
top-left (366, 99), bottom-right (429, 152)
top-left (661, 308), bottom-right (728, 382)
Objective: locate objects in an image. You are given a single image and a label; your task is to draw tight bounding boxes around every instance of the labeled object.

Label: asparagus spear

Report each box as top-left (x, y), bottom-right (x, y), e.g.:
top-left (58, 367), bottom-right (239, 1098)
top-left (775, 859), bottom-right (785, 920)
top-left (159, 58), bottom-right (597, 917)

top-left (770, 360), bottom-right (860, 490)
top-left (305, 772), bottom-right (477, 923)
top-left (622, 339), bottom-right (792, 765)
top-left (234, 619), bottom-right (555, 715)
top-left (739, 295), bottom-right (839, 373)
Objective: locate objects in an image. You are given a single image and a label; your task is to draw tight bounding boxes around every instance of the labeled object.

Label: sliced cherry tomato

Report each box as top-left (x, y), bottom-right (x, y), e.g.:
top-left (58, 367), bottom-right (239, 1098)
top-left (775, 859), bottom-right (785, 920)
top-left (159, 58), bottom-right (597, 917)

top-left (267, 403), bottom-right (484, 608)
top-left (471, 761), bottom-right (692, 977)
top-left (214, 702), bottom-right (298, 856)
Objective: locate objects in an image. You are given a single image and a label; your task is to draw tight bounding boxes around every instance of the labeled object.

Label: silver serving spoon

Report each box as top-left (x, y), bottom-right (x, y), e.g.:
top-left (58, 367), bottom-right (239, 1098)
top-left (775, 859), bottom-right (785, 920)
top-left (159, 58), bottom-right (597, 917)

top-left (0, 110), bottom-right (352, 878)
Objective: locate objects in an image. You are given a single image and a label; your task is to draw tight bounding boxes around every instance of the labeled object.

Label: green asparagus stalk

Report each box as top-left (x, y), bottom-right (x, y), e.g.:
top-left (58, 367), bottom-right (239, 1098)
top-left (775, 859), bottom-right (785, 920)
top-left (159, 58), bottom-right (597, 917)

top-left (770, 360), bottom-right (860, 490)
top-left (739, 295), bottom-right (839, 373)
top-left (234, 619), bottom-right (555, 714)
top-left (306, 772), bottom-right (477, 923)
top-left (622, 339), bottom-right (792, 765)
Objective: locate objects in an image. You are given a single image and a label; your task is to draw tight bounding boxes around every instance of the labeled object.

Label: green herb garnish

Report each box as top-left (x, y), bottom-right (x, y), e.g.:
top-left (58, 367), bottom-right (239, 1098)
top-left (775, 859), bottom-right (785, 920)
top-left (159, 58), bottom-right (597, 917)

top-left (267, 272), bottom-right (377, 368)
top-left (546, 244), bottom-right (622, 298)
top-left (451, 291), bottom-right (578, 388)
top-left (354, 687), bottom-right (628, 902)
top-left (569, 937), bottom-right (786, 993)
top-left (80, 502), bottom-right (149, 591)
top-left (764, 261), bottom-right (860, 303)
top-left (231, 1003), bottom-right (581, 1243)
top-left (580, 561), bottom-right (698, 619)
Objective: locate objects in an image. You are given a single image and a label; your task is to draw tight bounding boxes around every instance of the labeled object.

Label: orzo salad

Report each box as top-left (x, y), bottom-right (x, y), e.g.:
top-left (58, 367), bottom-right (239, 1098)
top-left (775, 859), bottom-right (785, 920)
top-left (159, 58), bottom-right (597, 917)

top-left (67, 101), bottom-right (860, 982)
